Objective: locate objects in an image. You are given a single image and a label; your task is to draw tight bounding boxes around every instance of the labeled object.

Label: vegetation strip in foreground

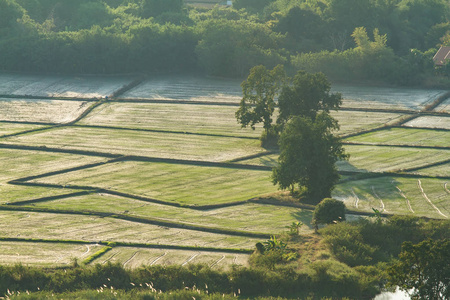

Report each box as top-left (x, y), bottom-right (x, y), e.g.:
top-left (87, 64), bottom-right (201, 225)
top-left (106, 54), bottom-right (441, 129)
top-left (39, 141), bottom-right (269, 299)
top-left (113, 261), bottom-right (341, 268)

top-left (0, 205), bottom-right (271, 239)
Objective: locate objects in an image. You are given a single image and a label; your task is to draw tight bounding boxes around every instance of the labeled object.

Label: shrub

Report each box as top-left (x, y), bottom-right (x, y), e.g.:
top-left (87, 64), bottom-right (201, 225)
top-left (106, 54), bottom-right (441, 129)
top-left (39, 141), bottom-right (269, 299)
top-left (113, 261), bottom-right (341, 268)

top-left (312, 198), bottom-right (346, 227)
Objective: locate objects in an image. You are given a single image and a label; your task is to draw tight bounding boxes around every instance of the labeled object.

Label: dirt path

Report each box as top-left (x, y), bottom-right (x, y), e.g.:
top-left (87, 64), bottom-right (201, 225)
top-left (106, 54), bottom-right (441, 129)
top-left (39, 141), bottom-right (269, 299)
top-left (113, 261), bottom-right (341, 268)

top-left (394, 185), bottom-right (414, 214)
top-left (417, 180), bottom-right (448, 218)
top-left (445, 182), bottom-right (450, 194)
top-left (182, 252), bottom-right (200, 266)
top-left (371, 186), bottom-right (386, 212)
top-left (351, 188), bottom-right (359, 208)
top-left (123, 251), bottom-right (139, 267)
top-left (150, 252), bottom-right (167, 266)
top-left (210, 255), bottom-right (225, 268)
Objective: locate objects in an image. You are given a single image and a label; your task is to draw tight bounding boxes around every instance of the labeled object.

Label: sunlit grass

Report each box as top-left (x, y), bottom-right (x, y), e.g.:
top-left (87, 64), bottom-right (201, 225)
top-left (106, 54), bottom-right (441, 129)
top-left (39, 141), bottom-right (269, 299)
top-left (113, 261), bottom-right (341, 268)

top-left (31, 161), bottom-right (277, 205)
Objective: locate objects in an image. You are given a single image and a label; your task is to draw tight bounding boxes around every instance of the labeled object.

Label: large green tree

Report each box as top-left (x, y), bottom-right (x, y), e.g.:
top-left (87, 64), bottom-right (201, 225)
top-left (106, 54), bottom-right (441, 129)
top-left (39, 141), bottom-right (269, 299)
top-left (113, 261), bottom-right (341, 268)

top-left (272, 113), bottom-right (347, 203)
top-left (388, 239), bottom-right (450, 300)
top-left (276, 70), bottom-right (342, 127)
top-left (235, 64), bottom-right (285, 132)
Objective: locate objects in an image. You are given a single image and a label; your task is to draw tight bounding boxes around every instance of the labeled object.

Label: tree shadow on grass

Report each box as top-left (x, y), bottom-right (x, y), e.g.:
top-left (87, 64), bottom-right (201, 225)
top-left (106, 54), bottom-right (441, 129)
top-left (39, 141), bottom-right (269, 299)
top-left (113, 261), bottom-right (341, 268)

top-left (291, 210), bottom-right (314, 230)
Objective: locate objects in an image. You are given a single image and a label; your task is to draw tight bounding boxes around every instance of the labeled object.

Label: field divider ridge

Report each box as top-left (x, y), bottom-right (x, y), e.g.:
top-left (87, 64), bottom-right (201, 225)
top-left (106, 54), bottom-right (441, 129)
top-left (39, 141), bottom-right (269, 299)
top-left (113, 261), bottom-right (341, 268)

top-left (0, 94), bottom-right (99, 102)
top-left (11, 156), bottom-right (127, 183)
top-left (0, 124), bottom-right (65, 139)
top-left (73, 124), bottom-right (259, 140)
top-left (4, 191), bottom-right (94, 206)
top-left (109, 75), bottom-right (147, 98)
top-left (0, 205), bottom-right (271, 239)
top-left (227, 150), bottom-right (278, 163)
top-left (342, 141), bottom-right (450, 150)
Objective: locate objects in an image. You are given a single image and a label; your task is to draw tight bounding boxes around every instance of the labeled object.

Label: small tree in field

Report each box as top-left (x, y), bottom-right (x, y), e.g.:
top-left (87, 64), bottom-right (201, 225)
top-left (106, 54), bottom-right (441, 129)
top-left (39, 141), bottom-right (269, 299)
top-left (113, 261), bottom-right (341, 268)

top-left (312, 198), bottom-right (346, 230)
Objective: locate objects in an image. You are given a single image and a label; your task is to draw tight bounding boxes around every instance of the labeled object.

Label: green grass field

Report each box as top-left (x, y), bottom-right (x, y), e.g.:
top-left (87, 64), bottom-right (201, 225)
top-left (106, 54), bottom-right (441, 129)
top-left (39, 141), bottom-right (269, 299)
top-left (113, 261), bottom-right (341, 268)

top-left (30, 161), bottom-right (276, 205)
top-left (337, 145), bottom-right (449, 174)
top-left (0, 74), bottom-right (448, 268)
top-left (78, 102), bottom-right (262, 137)
top-left (2, 127), bottom-right (263, 161)
top-left (344, 127), bottom-right (450, 147)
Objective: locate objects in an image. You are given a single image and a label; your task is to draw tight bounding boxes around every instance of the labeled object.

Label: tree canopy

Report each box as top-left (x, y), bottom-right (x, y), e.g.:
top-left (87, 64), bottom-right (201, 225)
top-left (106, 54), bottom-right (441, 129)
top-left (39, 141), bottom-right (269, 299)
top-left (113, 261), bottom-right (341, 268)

top-left (235, 64), bottom-right (285, 132)
top-left (277, 70), bottom-right (342, 126)
top-left (0, 0), bottom-right (449, 85)
top-left (272, 113), bottom-right (347, 202)
top-left (387, 239), bottom-right (450, 300)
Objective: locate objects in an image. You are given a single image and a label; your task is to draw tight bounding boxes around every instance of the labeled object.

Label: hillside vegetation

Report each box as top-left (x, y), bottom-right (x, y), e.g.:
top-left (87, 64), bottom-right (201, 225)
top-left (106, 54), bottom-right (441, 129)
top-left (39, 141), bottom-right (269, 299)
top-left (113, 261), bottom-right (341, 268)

top-left (1, 0), bottom-right (450, 85)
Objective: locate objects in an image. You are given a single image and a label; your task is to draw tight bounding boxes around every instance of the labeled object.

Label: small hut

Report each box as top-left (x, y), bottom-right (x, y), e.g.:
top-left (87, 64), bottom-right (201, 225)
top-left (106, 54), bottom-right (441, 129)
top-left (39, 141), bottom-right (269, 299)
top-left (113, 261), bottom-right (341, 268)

top-left (433, 46), bottom-right (450, 66)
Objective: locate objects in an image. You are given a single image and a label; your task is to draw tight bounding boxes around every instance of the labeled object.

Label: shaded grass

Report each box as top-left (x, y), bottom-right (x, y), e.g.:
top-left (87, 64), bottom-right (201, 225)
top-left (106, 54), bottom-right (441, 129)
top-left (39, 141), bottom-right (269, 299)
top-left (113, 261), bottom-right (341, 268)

top-left (31, 161), bottom-right (277, 206)
top-left (344, 127), bottom-right (450, 147)
top-left (2, 127), bottom-right (264, 162)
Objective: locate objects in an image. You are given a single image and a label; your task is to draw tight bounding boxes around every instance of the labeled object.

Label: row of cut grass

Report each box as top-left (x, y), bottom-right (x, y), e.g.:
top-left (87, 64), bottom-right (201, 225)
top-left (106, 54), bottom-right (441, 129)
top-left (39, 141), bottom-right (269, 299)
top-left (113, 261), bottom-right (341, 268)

top-left (30, 160), bottom-right (276, 206)
top-left (0, 149), bottom-right (107, 182)
top-left (120, 75), bottom-right (242, 102)
top-left (0, 184), bottom-right (79, 205)
top-left (333, 177), bottom-right (449, 218)
top-left (96, 247), bottom-right (249, 269)
top-left (0, 210), bottom-right (260, 249)
top-left (344, 127), bottom-right (450, 147)
top-left (330, 110), bottom-right (404, 135)
top-left (404, 116), bottom-right (450, 130)
top-left (0, 241), bottom-right (103, 267)
top-left (337, 145), bottom-right (449, 174)
top-left (30, 193), bottom-right (312, 234)
top-left (0, 99), bottom-right (89, 124)
top-left (2, 127), bottom-right (264, 162)
top-left (0, 123), bottom-right (48, 137)
top-left (79, 102), bottom-right (263, 138)
top-left (0, 73), bottom-right (133, 98)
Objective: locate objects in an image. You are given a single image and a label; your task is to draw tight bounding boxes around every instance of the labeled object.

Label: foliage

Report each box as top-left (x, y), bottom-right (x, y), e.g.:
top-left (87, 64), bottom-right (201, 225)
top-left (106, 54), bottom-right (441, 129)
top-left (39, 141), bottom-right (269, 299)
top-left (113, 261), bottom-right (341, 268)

top-left (312, 198), bottom-right (346, 226)
top-left (285, 221), bottom-right (302, 235)
top-left (387, 239), bottom-right (450, 300)
top-left (321, 216), bottom-right (450, 267)
top-left (235, 64), bottom-right (285, 132)
top-left (0, 0), bottom-right (449, 83)
top-left (276, 70), bottom-right (342, 127)
top-left (195, 18), bottom-right (286, 77)
top-left (272, 113), bottom-right (348, 202)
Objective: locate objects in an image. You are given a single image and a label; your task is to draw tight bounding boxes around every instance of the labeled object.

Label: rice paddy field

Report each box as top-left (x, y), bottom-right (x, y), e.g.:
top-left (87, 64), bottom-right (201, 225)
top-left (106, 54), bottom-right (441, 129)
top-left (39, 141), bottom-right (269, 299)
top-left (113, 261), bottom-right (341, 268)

top-left (0, 73), bottom-right (448, 268)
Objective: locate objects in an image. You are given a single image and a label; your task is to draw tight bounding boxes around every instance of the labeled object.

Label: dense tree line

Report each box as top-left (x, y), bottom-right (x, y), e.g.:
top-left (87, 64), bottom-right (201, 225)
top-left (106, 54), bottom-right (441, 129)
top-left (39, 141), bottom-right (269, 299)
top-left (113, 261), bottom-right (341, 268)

top-left (0, 0), bottom-right (449, 84)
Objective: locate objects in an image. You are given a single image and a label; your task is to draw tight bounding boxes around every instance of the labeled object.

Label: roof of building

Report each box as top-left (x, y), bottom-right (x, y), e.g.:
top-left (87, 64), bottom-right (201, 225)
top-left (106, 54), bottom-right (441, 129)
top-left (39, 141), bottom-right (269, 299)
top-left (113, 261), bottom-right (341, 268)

top-left (433, 46), bottom-right (450, 66)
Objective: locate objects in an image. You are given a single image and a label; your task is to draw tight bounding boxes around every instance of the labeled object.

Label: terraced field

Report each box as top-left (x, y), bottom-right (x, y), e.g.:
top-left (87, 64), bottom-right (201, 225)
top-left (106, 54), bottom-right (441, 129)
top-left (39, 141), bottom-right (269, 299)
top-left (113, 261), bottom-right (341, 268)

top-left (0, 74), bottom-right (448, 268)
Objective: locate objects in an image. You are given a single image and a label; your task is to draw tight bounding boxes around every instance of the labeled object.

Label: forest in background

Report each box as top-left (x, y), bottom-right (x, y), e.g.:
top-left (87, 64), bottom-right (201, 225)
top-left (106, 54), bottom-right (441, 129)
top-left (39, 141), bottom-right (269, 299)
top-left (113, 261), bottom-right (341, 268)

top-left (0, 0), bottom-right (450, 85)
